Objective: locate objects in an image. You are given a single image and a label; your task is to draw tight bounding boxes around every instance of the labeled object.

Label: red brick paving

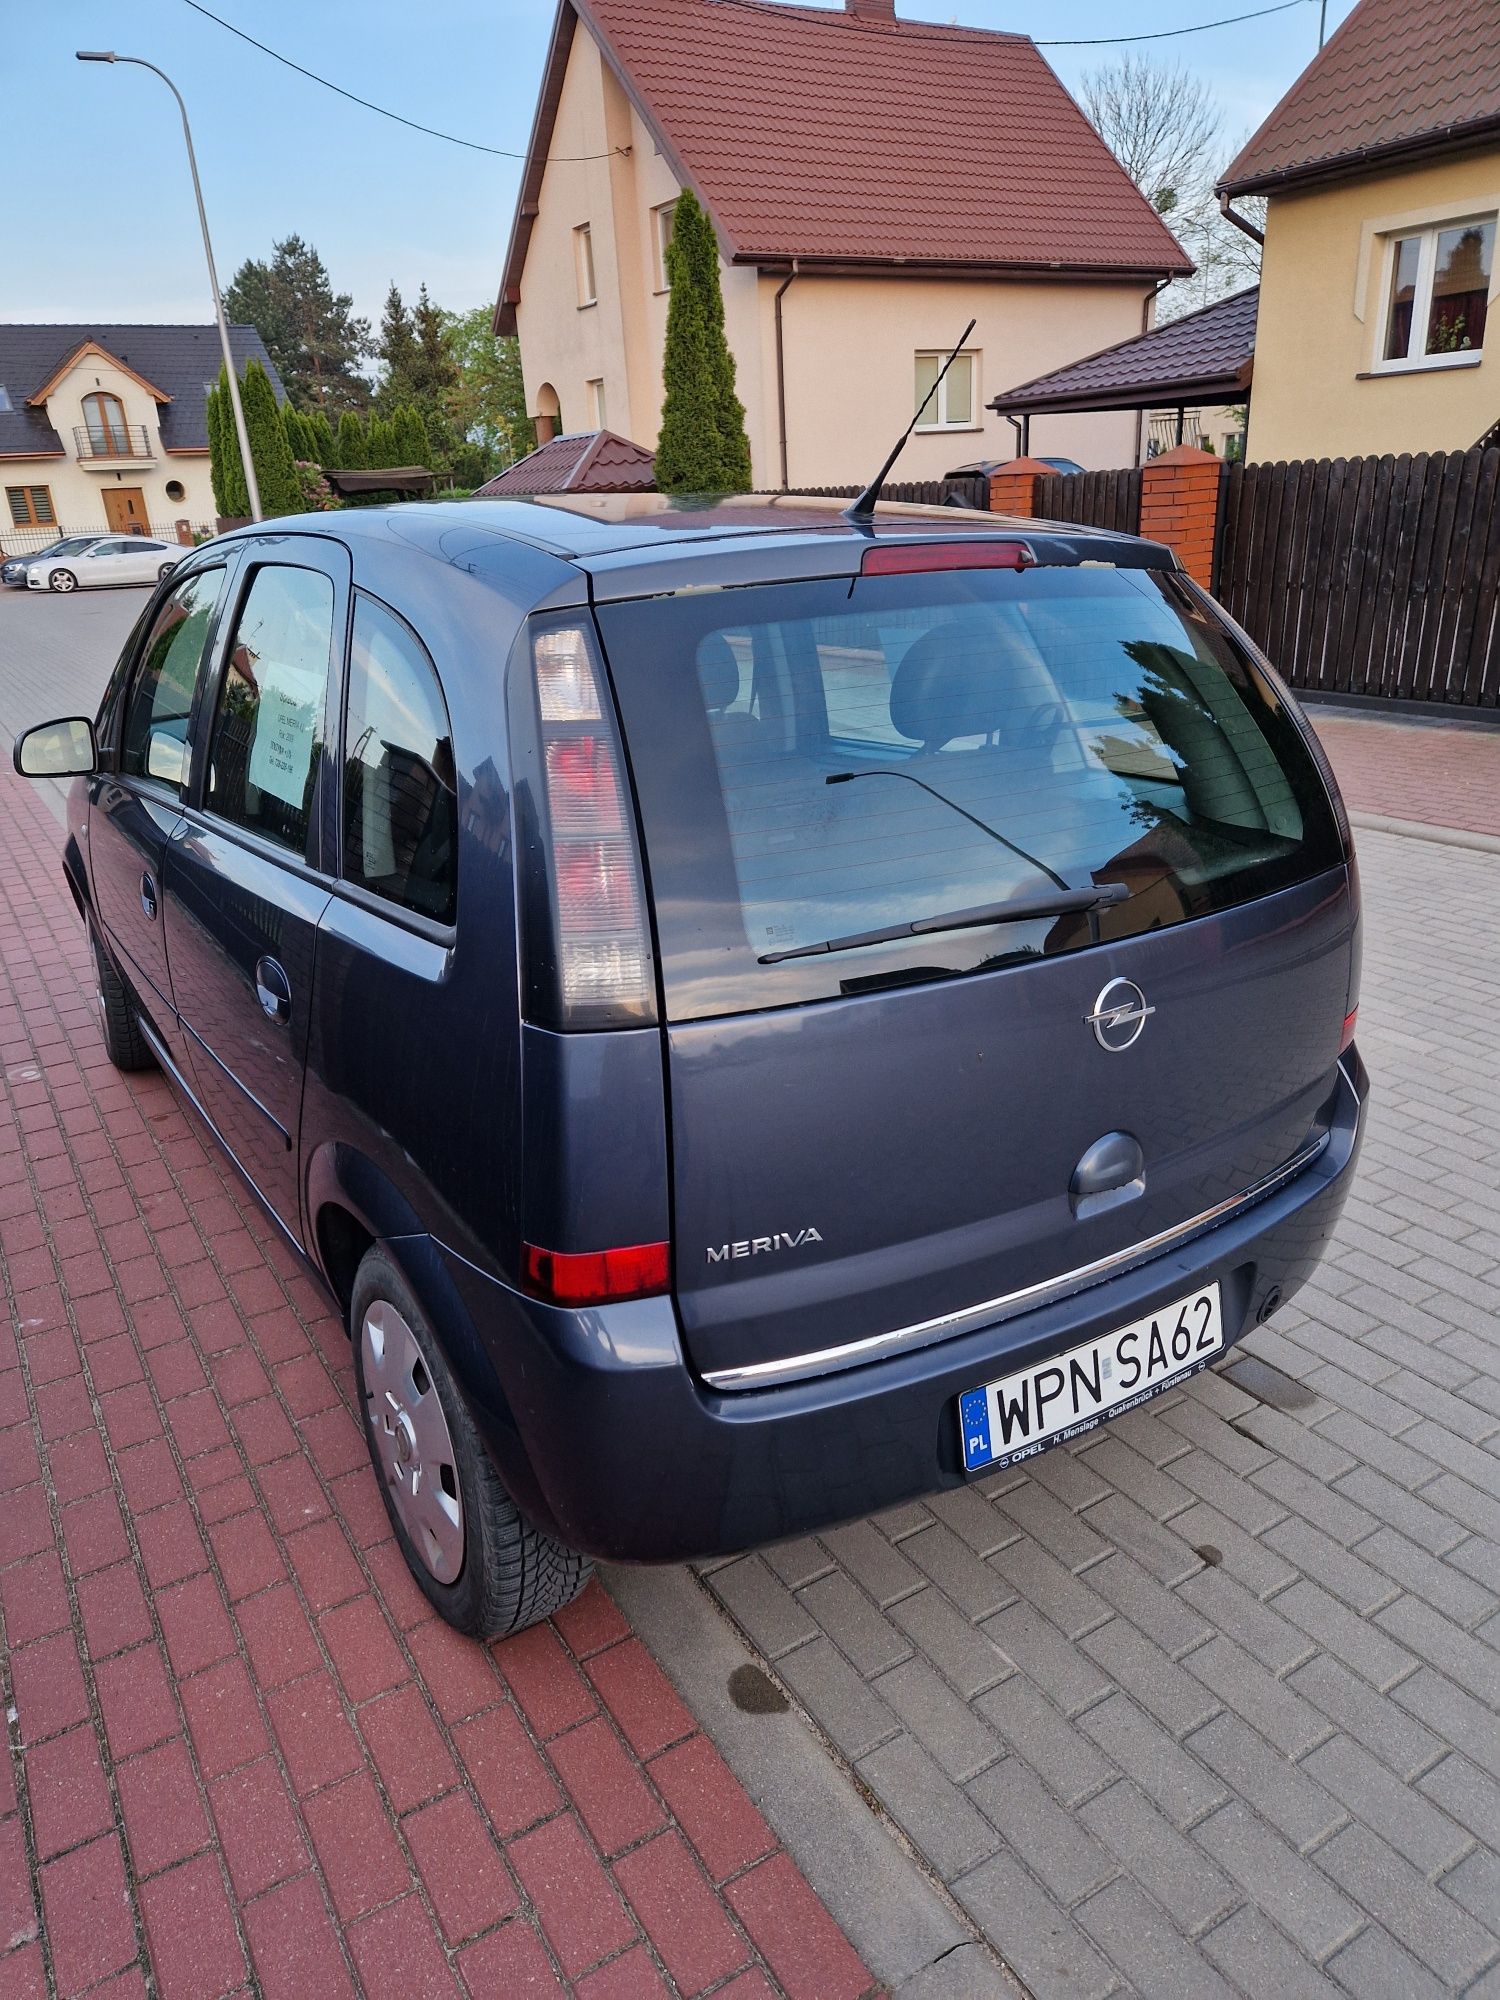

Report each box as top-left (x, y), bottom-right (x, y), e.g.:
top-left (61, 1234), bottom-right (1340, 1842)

top-left (0, 764), bottom-right (875, 1999)
top-left (1312, 709), bottom-right (1500, 838)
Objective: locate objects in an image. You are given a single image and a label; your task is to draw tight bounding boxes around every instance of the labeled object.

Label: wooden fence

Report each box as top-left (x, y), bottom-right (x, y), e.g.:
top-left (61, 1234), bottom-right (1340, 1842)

top-left (1034, 468), bottom-right (1141, 537)
top-left (787, 476), bottom-right (989, 509)
top-left (1214, 448), bottom-right (1500, 707)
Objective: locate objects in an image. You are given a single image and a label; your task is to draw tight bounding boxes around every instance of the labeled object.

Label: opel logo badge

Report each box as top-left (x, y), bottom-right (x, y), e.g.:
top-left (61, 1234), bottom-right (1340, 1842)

top-left (1086, 977), bottom-right (1154, 1053)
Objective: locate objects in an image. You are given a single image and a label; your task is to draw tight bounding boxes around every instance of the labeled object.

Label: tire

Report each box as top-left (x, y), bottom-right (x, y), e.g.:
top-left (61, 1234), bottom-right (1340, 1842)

top-left (157, 563), bottom-right (175, 581)
top-left (90, 927), bottom-right (155, 1072)
top-left (49, 569), bottom-right (77, 594)
top-left (351, 1246), bottom-right (590, 1638)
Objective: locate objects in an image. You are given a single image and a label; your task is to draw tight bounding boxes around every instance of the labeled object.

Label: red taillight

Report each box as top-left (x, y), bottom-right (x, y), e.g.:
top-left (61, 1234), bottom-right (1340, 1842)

top-left (861, 541), bottom-right (1034, 577)
top-left (1340, 1007), bottom-right (1358, 1054)
top-left (522, 1240), bottom-right (670, 1306)
top-left (531, 623), bottom-right (654, 1022)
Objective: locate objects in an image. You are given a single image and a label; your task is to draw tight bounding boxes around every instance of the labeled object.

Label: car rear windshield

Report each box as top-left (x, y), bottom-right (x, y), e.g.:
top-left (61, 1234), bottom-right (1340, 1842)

top-left (596, 563), bottom-right (1344, 1022)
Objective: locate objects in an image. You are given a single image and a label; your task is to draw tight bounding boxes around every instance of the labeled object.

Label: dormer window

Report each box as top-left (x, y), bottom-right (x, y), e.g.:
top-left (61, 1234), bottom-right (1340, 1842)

top-left (82, 391), bottom-right (131, 456)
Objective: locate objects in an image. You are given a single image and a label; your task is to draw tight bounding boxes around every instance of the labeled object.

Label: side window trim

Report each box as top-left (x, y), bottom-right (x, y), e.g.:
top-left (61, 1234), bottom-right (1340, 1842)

top-left (115, 560), bottom-right (235, 799)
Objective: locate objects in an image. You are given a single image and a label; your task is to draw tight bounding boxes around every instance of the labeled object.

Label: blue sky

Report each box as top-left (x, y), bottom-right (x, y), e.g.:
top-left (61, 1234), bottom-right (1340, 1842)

top-left (9, 0), bottom-right (1356, 339)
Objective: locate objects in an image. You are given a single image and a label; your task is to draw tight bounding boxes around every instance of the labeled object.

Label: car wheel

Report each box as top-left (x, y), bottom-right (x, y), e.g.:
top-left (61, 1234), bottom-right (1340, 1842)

top-left (90, 927), bottom-right (156, 1072)
top-left (352, 1247), bottom-right (591, 1637)
top-left (49, 569), bottom-right (77, 594)
top-left (157, 562), bottom-right (175, 581)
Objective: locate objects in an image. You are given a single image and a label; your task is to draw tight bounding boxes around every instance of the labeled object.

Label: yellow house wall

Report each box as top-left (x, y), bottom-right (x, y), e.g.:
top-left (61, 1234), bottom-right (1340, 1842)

top-left (3, 353), bottom-right (214, 532)
top-left (1247, 151), bottom-right (1500, 463)
top-left (514, 24), bottom-right (1156, 484)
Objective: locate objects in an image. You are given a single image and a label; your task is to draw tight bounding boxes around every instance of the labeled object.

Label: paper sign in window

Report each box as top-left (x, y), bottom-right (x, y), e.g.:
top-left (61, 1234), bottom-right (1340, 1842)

top-left (248, 660), bottom-right (323, 810)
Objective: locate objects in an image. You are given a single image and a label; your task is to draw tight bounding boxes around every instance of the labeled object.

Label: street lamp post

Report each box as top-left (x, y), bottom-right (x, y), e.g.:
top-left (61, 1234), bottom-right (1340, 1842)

top-left (76, 51), bottom-right (262, 522)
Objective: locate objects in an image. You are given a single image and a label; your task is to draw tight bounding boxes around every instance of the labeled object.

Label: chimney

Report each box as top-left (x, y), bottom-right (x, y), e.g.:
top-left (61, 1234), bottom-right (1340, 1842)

top-left (845, 0), bottom-right (896, 19)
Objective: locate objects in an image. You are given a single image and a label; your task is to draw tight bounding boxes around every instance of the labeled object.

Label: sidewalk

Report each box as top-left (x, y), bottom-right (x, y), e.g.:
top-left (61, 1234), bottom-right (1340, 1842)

top-left (1311, 706), bottom-right (1500, 840)
top-left (0, 759), bottom-right (876, 1999)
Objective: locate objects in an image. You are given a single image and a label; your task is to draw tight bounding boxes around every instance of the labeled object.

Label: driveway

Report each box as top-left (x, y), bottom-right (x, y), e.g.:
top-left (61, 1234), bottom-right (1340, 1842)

top-left (4, 583), bottom-right (1500, 1997)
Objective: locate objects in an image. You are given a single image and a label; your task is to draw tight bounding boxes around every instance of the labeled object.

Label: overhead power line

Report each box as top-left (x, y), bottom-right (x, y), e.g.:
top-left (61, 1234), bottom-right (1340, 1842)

top-left (1037, 0), bottom-right (1312, 44)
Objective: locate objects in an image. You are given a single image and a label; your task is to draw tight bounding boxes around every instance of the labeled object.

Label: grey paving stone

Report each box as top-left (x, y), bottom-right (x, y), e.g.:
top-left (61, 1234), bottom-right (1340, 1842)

top-left (953, 1853), bottom-right (1118, 2000)
top-left (987, 1535), bottom-right (1110, 1641)
top-left (1081, 1493), bottom-right (1200, 1587)
top-left (776, 1636), bottom-right (901, 1762)
top-left (1080, 1620), bottom-right (1221, 1740)
top-left (1416, 1753), bottom-right (1500, 1850)
top-left (1185, 1711), bottom-right (1346, 1854)
top-left (1251, 1458), bottom-right (1381, 1547)
top-left (712, 1552), bottom-right (820, 1659)
top-left (1193, 1802), bottom-right (1363, 1962)
top-left (1357, 1524), bottom-right (1497, 1627)
top-left (1078, 1436), bottom-right (1193, 1523)
top-left (1288, 1653), bottom-right (1444, 1783)
top-left (893, 1940), bottom-right (1016, 2000)
top-left (1436, 1846), bottom-right (1500, 1931)
top-left (1314, 1822), bottom-right (1496, 1987)
top-left (1156, 1395), bottom-right (1276, 1475)
top-left (1324, 1925), bottom-right (1450, 2000)
top-left (1078, 1779), bottom-right (1237, 1935)
top-left (982, 1601), bottom-right (1113, 1719)
top-left (1076, 1878), bottom-right (1239, 2000)
top-left (923, 1483), bottom-right (1015, 1558)
top-left (1302, 1734), bottom-right (1473, 1877)
top-left (1080, 1550), bottom-right (1213, 1660)
top-left (873, 1658), bottom-right (1003, 1785)
top-left (819, 1519), bottom-right (925, 1607)
top-left (1272, 1577), bottom-right (1417, 1692)
top-left (991, 1479), bottom-right (1114, 1572)
top-left (1182, 1634), bottom-right (1332, 1759)
top-left (800, 1569), bottom-right (912, 1679)
top-left (1166, 1499), bottom-right (1298, 1597)
top-left (1078, 1694), bottom-right (1227, 1832)
top-left (905, 1522), bottom-right (1015, 1621)
top-left (967, 1643), bottom-right (1112, 1801)
top-left (763, 1534), bottom-right (835, 1590)
top-left (1178, 1565), bottom-right (1315, 1674)
top-left (1156, 1443), bottom-right (1289, 1535)
top-left (1331, 1462), bottom-right (1466, 1552)
top-left (966, 1758), bottom-right (1115, 1905)
top-left (1199, 1905), bottom-right (1333, 2000)
top-left (1262, 1514), bottom-right (1399, 1615)
top-left (857, 1733), bottom-right (999, 1884)
top-left (1374, 1592), bottom-right (1500, 1705)
top-left (889, 1588), bottom-right (1013, 1701)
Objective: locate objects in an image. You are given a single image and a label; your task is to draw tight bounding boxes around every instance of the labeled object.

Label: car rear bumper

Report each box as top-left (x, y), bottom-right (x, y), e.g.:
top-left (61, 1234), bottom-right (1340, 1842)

top-left (441, 1053), bottom-right (1368, 1564)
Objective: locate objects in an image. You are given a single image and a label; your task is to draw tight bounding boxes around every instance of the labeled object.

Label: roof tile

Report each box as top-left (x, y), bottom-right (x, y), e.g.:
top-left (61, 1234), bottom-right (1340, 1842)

top-left (476, 429), bottom-right (656, 493)
top-left (990, 286), bottom-right (1257, 414)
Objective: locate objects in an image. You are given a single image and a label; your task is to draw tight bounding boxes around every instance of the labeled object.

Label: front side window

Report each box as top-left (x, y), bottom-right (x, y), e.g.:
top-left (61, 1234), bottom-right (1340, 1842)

top-left (206, 564), bottom-right (335, 858)
top-left (121, 568), bottom-right (224, 787)
top-left (1382, 215), bottom-right (1495, 364)
top-left (574, 224), bottom-right (597, 306)
top-left (341, 596), bottom-right (456, 921)
top-left (599, 565), bottom-right (1344, 1021)
top-left (915, 350), bottom-right (976, 428)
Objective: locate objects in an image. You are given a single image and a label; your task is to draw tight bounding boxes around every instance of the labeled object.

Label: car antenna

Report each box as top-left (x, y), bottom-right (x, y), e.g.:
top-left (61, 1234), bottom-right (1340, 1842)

top-left (843, 317), bottom-right (976, 526)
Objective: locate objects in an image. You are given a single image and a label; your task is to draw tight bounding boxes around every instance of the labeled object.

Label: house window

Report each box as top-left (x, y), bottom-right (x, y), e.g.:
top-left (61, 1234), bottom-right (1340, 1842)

top-left (653, 201), bottom-right (677, 291)
top-left (82, 391), bottom-right (132, 456)
top-left (914, 350), bottom-right (978, 429)
top-left (0, 386), bottom-right (12, 413)
top-left (574, 224), bottom-right (597, 307)
top-left (588, 378), bottom-right (607, 430)
top-left (1382, 215), bottom-right (1495, 366)
top-left (6, 486), bottom-right (55, 528)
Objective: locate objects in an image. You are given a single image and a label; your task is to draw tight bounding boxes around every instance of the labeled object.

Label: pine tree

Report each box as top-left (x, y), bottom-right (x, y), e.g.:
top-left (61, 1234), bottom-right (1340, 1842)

top-left (309, 410), bottom-right (338, 469)
top-left (242, 359), bottom-right (301, 517)
top-left (337, 411), bottom-right (368, 470)
top-left (655, 189), bottom-right (751, 493)
top-left (424, 410), bottom-right (458, 481)
top-left (411, 285), bottom-right (459, 418)
top-left (224, 235), bottom-right (372, 414)
top-left (376, 283), bottom-right (420, 413)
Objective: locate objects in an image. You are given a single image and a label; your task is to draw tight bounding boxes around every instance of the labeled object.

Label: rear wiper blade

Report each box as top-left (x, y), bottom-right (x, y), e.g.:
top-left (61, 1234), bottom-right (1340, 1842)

top-left (757, 883), bottom-right (1129, 964)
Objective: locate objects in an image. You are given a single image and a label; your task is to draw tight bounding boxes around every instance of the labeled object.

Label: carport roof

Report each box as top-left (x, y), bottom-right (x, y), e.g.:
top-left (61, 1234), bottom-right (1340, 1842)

top-left (475, 430), bottom-right (656, 495)
top-left (989, 286), bottom-right (1257, 417)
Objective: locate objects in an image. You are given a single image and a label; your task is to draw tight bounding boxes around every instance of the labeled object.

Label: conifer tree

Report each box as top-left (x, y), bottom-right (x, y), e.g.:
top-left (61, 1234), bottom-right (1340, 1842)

top-left (397, 406), bottom-right (429, 467)
top-left (206, 368), bottom-right (249, 518)
top-left (242, 359), bottom-right (301, 517)
top-left (655, 189), bottom-right (751, 493)
top-left (337, 410), bottom-right (368, 470)
top-left (310, 410), bottom-right (339, 468)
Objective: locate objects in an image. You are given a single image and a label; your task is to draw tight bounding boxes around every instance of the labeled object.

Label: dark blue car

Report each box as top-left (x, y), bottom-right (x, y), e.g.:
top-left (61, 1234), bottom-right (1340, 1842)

top-left (14, 497), bottom-right (1366, 1637)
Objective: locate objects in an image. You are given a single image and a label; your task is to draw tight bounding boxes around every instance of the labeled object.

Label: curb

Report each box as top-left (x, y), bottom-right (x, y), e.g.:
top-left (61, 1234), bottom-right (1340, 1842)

top-left (1351, 811), bottom-right (1500, 856)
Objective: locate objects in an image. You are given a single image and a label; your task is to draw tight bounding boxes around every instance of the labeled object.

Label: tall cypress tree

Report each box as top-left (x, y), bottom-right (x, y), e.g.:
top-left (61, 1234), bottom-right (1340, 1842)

top-left (310, 410), bottom-right (339, 468)
top-left (337, 411), bottom-right (368, 470)
top-left (655, 189), bottom-right (751, 494)
top-left (397, 405), bottom-right (429, 467)
top-left (207, 367), bottom-right (249, 518)
top-left (242, 360), bottom-right (301, 516)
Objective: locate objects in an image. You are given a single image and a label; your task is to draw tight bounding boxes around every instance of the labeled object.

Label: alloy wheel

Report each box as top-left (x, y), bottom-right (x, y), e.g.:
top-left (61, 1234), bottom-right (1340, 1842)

top-left (360, 1298), bottom-right (465, 1583)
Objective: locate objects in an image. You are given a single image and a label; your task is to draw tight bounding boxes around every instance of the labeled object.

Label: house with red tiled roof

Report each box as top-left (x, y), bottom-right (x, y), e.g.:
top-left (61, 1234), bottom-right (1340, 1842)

top-left (1218, 0), bottom-right (1500, 460)
top-left (494, 0), bottom-right (1191, 486)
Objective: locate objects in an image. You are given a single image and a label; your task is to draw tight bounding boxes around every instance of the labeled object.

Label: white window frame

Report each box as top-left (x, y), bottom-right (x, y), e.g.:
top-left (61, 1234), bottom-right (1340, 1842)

top-left (913, 349), bottom-right (981, 432)
top-left (587, 378), bottom-right (607, 430)
top-left (1360, 202), bottom-right (1498, 375)
top-left (574, 223), bottom-right (597, 308)
top-left (652, 200), bottom-right (677, 293)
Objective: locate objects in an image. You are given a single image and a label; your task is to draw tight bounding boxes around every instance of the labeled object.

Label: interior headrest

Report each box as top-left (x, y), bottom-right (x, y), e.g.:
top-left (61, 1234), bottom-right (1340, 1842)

top-left (889, 621), bottom-right (1007, 748)
top-left (697, 635), bottom-right (742, 712)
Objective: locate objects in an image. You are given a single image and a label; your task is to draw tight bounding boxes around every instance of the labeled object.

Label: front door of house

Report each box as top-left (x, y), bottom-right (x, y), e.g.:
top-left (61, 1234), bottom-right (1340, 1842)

top-left (104, 487), bottom-right (148, 535)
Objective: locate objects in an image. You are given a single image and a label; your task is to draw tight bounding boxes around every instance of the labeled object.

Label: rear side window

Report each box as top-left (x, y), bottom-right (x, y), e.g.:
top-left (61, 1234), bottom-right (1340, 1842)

top-left (598, 565), bottom-right (1344, 1020)
top-left (206, 564), bottom-right (335, 859)
top-left (341, 595), bottom-right (457, 922)
top-left (120, 568), bottom-right (224, 787)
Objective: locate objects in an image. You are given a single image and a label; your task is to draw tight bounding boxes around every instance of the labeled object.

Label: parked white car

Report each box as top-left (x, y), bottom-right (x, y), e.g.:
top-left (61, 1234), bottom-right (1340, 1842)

top-left (26, 537), bottom-right (182, 593)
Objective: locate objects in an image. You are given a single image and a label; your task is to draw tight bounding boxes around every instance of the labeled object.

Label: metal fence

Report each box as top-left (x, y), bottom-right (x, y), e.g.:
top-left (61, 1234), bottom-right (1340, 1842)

top-left (0, 521), bottom-right (213, 560)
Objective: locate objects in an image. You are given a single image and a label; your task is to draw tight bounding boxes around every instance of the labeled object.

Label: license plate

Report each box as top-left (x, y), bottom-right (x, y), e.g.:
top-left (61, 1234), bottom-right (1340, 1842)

top-left (959, 1283), bottom-right (1223, 1474)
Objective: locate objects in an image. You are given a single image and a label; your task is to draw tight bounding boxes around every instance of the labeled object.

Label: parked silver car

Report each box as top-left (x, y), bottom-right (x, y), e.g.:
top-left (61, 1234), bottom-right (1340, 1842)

top-left (3, 536), bottom-right (113, 588)
top-left (27, 537), bottom-right (181, 593)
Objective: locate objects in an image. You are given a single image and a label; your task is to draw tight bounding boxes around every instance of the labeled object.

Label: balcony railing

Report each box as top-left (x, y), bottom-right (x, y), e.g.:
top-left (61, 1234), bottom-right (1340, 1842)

top-left (72, 424), bottom-right (154, 463)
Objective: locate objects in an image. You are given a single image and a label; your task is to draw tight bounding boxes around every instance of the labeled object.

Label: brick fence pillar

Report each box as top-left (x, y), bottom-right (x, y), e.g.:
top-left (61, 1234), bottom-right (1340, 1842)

top-left (1138, 444), bottom-right (1222, 588)
top-left (987, 455), bottom-right (1055, 520)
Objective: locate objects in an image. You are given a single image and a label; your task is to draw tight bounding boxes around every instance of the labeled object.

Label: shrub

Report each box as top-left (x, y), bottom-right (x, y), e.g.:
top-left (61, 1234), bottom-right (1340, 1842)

top-left (655, 188), bottom-right (751, 494)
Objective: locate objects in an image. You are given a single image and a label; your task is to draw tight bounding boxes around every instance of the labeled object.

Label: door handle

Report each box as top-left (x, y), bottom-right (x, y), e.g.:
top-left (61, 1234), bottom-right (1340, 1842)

top-left (139, 872), bottom-right (157, 920)
top-left (254, 956), bottom-right (292, 1025)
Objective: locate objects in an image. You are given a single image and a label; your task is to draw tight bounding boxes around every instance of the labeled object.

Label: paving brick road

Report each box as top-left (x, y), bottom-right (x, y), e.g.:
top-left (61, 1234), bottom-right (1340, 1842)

top-left (5, 583), bottom-right (1500, 1996)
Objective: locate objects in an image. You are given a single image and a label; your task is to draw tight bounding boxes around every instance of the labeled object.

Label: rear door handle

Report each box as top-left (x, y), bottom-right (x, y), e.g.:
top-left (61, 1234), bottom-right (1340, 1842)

top-left (254, 956), bottom-right (292, 1025)
top-left (139, 872), bottom-right (157, 920)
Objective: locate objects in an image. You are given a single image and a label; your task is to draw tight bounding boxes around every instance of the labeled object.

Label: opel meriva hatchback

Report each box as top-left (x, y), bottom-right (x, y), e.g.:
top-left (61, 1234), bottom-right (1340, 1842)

top-left (15, 497), bottom-right (1366, 1637)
